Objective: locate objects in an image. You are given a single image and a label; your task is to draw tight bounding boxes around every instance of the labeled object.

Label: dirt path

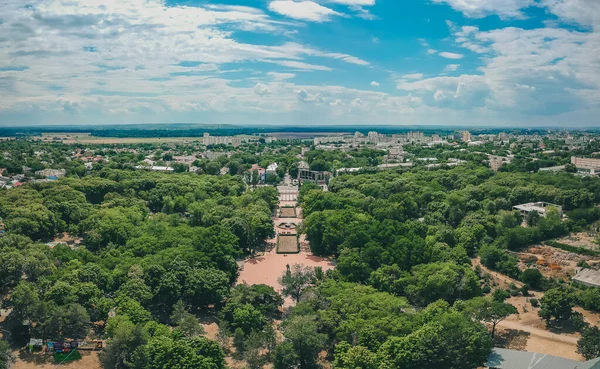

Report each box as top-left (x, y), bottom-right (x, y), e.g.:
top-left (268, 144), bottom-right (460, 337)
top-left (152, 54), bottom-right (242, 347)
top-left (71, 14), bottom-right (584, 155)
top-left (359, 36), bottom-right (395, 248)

top-left (473, 257), bottom-right (586, 360)
top-left (497, 320), bottom-right (578, 345)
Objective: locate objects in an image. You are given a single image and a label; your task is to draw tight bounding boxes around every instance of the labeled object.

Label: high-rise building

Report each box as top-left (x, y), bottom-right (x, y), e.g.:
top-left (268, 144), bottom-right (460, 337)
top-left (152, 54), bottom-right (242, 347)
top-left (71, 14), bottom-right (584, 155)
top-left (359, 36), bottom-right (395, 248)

top-left (460, 131), bottom-right (471, 142)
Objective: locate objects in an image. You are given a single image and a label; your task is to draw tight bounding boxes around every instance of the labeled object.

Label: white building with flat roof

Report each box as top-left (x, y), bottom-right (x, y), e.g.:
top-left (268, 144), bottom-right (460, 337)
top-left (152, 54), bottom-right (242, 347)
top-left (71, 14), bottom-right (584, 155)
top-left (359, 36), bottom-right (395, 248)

top-left (573, 268), bottom-right (600, 288)
top-left (513, 202), bottom-right (563, 217)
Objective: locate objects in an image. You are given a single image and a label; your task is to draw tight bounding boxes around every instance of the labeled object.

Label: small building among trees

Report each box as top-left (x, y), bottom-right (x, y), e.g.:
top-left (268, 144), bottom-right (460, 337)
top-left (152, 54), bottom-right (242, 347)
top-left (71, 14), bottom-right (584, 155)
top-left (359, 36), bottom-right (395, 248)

top-left (573, 268), bottom-right (600, 288)
top-left (486, 348), bottom-right (600, 369)
top-left (513, 202), bottom-right (563, 218)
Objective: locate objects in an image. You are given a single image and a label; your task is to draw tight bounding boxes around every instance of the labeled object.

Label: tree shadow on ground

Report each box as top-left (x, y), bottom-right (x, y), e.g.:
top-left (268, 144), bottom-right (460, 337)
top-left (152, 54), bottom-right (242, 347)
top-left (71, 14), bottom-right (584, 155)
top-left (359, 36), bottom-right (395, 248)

top-left (18, 349), bottom-right (53, 365)
top-left (495, 329), bottom-right (531, 351)
top-left (546, 319), bottom-right (582, 335)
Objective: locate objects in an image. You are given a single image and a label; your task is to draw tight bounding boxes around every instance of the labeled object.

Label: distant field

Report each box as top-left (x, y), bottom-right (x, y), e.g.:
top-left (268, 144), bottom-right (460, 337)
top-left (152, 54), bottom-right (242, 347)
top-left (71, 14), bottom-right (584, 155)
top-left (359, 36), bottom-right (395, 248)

top-left (277, 234), bottom-right (299, 254)
top-left (37, 133), bottom-right (203, 144)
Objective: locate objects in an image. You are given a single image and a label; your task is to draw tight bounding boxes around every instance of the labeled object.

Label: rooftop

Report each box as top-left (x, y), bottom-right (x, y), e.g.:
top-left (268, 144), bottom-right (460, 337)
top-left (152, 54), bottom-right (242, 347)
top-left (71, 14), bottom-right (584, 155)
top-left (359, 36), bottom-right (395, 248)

top-left (486, 348), bottom-right (600, 369)
top-left (513, 202), bottom-right (562, 215)
top-left (573, 268), bottom-right (600, 288)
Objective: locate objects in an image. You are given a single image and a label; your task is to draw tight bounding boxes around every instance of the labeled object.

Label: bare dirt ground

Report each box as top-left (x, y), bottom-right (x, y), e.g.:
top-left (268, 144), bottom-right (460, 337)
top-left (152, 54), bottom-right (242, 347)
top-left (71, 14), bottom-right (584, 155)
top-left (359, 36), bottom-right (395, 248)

top-left (13, 351), bottom-right (101, 369)
top-left (516, 245), bottom-right (600, 280)
top-left (45, 232), bottom-right (83, 249)
top-left (473, 258), bottom-right (592, 361)
top-left (554, 232), bottom-right (600, 251)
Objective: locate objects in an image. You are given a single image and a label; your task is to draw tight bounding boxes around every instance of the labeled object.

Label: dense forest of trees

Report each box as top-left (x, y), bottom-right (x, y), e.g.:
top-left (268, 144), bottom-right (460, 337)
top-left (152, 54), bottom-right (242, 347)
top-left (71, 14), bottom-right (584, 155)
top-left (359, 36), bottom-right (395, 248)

top-left (1, 137), bottom-right (600, 369)
top-left (0, 168), bottom-right (278, 368)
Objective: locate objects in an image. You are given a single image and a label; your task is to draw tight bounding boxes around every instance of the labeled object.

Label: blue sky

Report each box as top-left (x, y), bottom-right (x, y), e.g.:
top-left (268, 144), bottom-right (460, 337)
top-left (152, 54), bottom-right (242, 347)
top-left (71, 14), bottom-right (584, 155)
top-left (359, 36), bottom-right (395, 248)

top-left (0, 0), bottom-right (598, 126)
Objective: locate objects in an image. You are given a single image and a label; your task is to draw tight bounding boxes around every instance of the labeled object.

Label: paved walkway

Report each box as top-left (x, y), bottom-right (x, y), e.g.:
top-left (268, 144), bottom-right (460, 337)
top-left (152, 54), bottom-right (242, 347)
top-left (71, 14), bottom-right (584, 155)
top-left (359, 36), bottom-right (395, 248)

top-left (237, 198), bottom-right (334, 306)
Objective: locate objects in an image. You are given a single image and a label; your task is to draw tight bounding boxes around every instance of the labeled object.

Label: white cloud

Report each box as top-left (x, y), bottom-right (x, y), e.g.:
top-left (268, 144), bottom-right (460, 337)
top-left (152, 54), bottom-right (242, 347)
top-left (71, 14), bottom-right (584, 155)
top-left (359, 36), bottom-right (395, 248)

top-left (397, 24), bottom-right (600, 116)
top-left (370, 81), bottom-right (380, 86)
top-left (434, 0), bottom-right (600, 29)
top-left (296, 88), bottom-right (324, 103)
top-left (268, 1), bottom-right (341, 22)
top-left (427, 49), bottom-right (438, 55)
top-left (403, 73), bottom-right (424, 80)
top-left (268, 72), bottom-right (296, 80)
top-left (324, 53), bottom-right (370, 66)
top-left (272, 60), bottom-right (333, 71)
top-left (254, 83), bottom-right (271, 96)
top-left (325, 0), bottom-right (375, 4)
top-left (432, 0), bottom-right (535, 19)
top-left (516, 83), bottom-right (536, 91)
top-left (329, 99), bottom-right (345, 107)
top-left (398, 74), bottom-right (490, 110)
top-left (0, 0), bottom-right (598, 126)
top-left (323, 0), bottom-right (377, 19)
top-left (542, 0), bottom-right (600, 29)
top-left (443, 64), bottom-right (460, 72)
top-left (351, 98), bottom-right (362, 106)
top-left (439, 52), bottom-right (464, 59)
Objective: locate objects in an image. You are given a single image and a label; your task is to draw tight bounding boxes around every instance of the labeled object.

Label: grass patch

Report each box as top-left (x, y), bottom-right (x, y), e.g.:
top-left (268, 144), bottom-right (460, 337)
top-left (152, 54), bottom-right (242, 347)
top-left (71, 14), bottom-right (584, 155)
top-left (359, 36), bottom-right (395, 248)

top-left (277, 234), bottom-right (299, 254)
top-left (544, 240), bottom-right (600, 257)
top-left (54, 350), bottom-right (82, 364)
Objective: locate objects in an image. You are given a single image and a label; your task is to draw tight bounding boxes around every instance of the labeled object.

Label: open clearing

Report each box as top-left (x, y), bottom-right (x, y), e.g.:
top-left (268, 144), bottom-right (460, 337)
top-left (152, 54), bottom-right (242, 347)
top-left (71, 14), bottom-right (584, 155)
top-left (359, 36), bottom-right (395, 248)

top-left (473, 257), bottom-right (600, 362)
top-left (278, 234), bottom-right (299, 253)
top-left (238, 199), bottom-right (334, 306)
top-left (516, 245), bottom-right (600, 280)
top-left (552, 232), bottom-right (600, 251)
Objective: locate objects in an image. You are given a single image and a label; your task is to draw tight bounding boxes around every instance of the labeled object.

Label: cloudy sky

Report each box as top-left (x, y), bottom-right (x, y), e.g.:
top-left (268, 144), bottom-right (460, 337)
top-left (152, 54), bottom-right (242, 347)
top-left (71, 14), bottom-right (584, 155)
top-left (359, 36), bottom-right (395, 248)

top-left (0, 0), bottom-right (599, 126)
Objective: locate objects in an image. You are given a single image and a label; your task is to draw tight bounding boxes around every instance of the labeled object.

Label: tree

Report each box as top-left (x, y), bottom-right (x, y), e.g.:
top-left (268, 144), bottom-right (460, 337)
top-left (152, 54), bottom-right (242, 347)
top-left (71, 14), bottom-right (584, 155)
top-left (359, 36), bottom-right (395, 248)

top-left (526, 211), bottom-right (541, 227)
top-left (578, 326), bottom-right (600, 360)
top-left (232, 304), bottom-right (266, 335)
top-left (462, 297), bottom-right (518, 338)
top-left (183, 268), bottom-right (230, 308)
top-left (539, 288), bottom-right (575, 323)
top-left (117, 297), bottom-right (151, 324)
top-left (170, 301), bottom-right (204, 337)
top-left (244, 330), bottom-right (274, 369)
top-left (178, 314), bottom-right (205, 338)
top-left (273, 341), bottom-right (299, 369)
top-left (60, 303), bottom-right (91, 339)
top-left (251, 170), bottom-right (260, 187)
top-left (265, 174), bottom-right (280, 186)
top-left (234, 328), bottom-right (245, 354)
top-left (521, 268), bottom-right (543, 290)
top-left (280, 315), bottom-right (326, 369)
top-left (0, 341), bottom-right (15, 369)
top-left (278, 264), bottom-right (315, 303)
top-left (228, 283), bottom-right (283, 317)
top-left (379, 311), bottom-right (493, 369)
top-left (333, 342), bottom-right (378, 369)
top-left (143, 336), bottom-right (226, 369)
top-left (100, 318), bottom-right (147, 369)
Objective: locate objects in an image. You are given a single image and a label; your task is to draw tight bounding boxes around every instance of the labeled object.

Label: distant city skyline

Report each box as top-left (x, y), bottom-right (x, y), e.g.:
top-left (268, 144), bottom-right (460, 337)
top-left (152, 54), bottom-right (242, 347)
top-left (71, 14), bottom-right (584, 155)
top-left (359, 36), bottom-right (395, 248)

top-left (0, 0), bottom-right (599, 126)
